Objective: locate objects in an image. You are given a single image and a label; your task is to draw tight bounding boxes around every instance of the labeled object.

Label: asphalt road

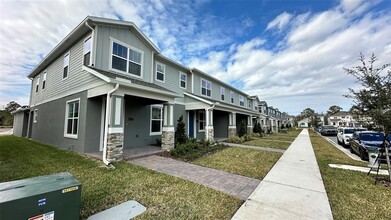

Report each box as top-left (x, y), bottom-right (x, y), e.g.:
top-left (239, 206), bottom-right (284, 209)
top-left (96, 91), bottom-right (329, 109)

top-left (322, 135), bottom-right (363, 161)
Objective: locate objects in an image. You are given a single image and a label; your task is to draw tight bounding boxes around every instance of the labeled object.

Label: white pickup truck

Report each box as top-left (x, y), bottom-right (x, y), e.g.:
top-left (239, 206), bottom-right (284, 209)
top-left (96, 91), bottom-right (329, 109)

top-left (337, 127), bottom-right (366, 147)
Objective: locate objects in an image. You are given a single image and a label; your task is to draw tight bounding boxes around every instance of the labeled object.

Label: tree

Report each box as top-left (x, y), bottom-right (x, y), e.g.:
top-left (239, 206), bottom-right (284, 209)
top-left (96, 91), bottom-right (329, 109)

top-left (237, 121), bottom-right (247, 137)
top-left (175, 115), bottom-right (187, 145)
top-left (327, 105), bottom-right (342, 116)
top-left (323, 116), bottom-right (329, 125)
top-left (4, 101), bottom-right (21, 112)
top-left (344, 53), bottom-right (391, 181)
top-left (300, 108), bottom-right (315, 118)
top-left (0, 101), bottom-right (21, 126)
top-left (253, 121), bottom-right (263, 134)
top-left (310, 114), bottom-right (321, 128)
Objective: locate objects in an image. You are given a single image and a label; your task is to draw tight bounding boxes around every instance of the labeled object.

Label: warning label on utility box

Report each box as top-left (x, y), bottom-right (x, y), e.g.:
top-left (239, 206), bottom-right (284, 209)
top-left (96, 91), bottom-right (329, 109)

top-left (28, 211), bottom-right (54, 220)
top-left (62, 186), bottom-right (78, 193)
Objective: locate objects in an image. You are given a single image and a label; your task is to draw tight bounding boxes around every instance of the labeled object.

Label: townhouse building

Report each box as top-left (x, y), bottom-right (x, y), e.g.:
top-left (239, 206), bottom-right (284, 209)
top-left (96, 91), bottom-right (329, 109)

top-left (328, 111), bottom-right (362, 127)
top-left (14, 16), bottom-right (288, 163)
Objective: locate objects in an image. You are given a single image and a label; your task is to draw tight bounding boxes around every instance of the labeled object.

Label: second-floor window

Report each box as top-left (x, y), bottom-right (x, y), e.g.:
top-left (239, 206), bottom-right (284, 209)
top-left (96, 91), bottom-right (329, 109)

top-left (248, 99), bottom-right (251, 108)
top-left (201, 79), bottom-right (211, 97)
top-left (239, 95), bottom-right (244, 106)
top-left (156, 62), bottom-right (165, 82)
top-left (83, 36), bottom-right (92, 66)
top-left (180, 72), bottom-right (186, 89)
top-left (42, 71), bottom-right (47, 90)
top-left (63, 52), bottom-right (69, 79)
top-left (220, 87), bottom-right (225, 101)
top-left (230, 91), bottom-right (234, 103)
top-left (35, 76), bottom-right (40, 93)
top-left (111, 41), bottom-right (142, 77)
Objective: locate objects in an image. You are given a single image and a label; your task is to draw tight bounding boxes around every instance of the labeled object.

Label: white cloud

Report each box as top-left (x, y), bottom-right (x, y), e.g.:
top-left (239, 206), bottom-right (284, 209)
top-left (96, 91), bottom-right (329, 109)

top-left (266, 12), bottom-right (292, 31)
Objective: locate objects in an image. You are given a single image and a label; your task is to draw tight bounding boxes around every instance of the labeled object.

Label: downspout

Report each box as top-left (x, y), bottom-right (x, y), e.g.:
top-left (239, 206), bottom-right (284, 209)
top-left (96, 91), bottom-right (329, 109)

top-left (85, 21), bottom-right (95, 66)
top-left (103, 83), bottom-right (119, 166)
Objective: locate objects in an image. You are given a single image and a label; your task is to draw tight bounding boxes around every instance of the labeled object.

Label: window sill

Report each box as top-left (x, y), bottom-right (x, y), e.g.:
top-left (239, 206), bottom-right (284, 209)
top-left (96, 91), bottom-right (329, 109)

top-left (64, 134), bottom-right (78, 139)
top-left (150, 132), bottom-right (162, 136)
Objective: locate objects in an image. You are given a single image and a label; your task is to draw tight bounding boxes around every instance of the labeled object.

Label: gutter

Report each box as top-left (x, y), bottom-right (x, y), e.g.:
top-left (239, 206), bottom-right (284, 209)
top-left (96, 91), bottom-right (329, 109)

top-left (85, 21), bottom-right (95, 66)
top-left (103, 83), bottom-right (119, 167)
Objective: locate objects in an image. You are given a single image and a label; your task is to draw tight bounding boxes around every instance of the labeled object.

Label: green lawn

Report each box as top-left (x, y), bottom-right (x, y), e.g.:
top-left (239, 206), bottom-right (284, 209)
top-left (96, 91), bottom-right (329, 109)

top-left (0, 136), bottom-right (241, 219)
top-left (193, 147), bottom-right (282, 179)
top-left (309, 131), bottom-right (391, 220)
top-left (244, 139), bottom-right (291, 150)
top-left (261, 128), bottom-right (302, 142)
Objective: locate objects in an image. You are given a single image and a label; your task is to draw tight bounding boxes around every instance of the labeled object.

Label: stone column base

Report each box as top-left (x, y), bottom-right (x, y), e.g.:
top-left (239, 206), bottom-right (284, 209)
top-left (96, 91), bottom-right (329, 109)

top-left (228, 127), bottom-right (237, 137)
top-left (162, 129), bottom-right (174, 150)
top-left (206, 127), bottom-right (214, 141)
top-left (107, 133), bottom-right (124, 162)
top-left (247, 126), bottom-right (253, 134)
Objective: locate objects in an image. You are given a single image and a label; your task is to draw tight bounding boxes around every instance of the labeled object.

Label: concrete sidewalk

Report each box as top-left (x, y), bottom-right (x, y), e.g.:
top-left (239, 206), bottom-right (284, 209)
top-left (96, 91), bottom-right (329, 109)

top-left (232, 129), bottom-right (333, 220)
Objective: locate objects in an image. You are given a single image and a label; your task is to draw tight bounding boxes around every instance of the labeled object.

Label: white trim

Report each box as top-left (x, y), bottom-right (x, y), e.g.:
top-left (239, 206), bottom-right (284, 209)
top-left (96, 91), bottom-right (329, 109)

top-left (83, 35), bottom-right (92, 66)
top-left (151, 52), bottom-right (154, 83)
top-left (82, 66), bottom-right (111, 82)
top-left (109, 37), bottom-right (144, 79)
top-left (230, 91), bottom-right (234, 104)
top-left (239, 95), bottom-right (245, 106)
top-left (99, 96), bottom-right (106, 151)
top-left (155, 62), bottom-right (165, 83)
top-left (42, 70), bottom-right (47, 91)
top-left (200, 78), bottom-right (212, 97)
top-left (169, 105), bottom-right (174, 126)
top-left (191, 71), bottom-right (194, 93)
top-left (63, 51), bottom-right (70, 80)
top-left (114, 97), bottom-right (122, 125)
top-left (220, 86), bottom-right (225, 101)
top-left (64, 98), bottom-right (80, 139)
top-left (33, 109), bottom-right (38, 123)
top-left (179, 72), bottom-right (187, 89)
top-left (162, 126), bottom-right (175, 132)
top-left (183, 92), bottom-right (213, 105)
top-left (35, 76), bottom-right (40, 94)
top-left (108, 127), bottom-right (124, 133)
top-left (150, 104), bottom-right (163, 135)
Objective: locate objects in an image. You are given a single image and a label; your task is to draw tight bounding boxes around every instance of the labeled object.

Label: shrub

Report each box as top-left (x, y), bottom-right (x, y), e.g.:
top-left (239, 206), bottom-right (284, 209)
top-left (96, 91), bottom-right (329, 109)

top-left (243, 134), bottom-right (252, 142)
top-left (226, 136), bottom-right (244, 143)
top-left (237, 121), bottom-right (247, 137)
top-left (253, 121), bottom-right (263, 134)
top-left (170, 141), bottom-right (228, 161)
top-left (251, 132), bottom-right (262, 138)
top-left (175, 115), bottom-right (187, 145)
top-left (156, 138), bottom-right (162, 146)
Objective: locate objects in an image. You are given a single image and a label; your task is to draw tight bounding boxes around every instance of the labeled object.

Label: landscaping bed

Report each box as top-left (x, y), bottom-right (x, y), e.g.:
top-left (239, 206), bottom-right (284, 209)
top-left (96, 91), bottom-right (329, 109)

top-left (309, 131), bottom-right (391, 219)
top-left (0, 136), bottom-right (241, 219)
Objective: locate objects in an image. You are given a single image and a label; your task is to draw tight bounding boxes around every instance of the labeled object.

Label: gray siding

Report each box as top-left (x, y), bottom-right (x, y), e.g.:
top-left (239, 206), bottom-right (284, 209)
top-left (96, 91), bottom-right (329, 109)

top-left (13, 111), bottom-right (29, 137)
top-left (94, 25), bottom-right (153, 82)
top-left (30, 91), bottom-right (88, 152)
top-left (30, 32), bottom-right (105, 106)
top-left (84, 96), bottom-right (104, 152)
top-left (153, 58), bottom-right (191, 95)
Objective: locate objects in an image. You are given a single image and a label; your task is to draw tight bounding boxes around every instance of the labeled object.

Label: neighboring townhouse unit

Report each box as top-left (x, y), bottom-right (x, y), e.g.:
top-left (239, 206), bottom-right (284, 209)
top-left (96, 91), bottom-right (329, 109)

top-left (328, 111), bottom-right (362, 127)
top-left (15, 16), bottom-right (283, 163)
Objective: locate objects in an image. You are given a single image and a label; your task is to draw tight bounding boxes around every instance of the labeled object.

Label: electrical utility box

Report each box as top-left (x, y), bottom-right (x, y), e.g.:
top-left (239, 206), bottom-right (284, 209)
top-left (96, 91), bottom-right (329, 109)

top-left (0, 172), bottom-right (81, 220)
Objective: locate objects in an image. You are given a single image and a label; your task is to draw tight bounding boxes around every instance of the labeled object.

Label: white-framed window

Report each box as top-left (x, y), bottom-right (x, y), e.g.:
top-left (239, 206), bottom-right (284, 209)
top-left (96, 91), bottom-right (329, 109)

top-left (42, 71), bottom-right (47, 90)
top-left (248, 99), bottom-right (251, 108)
top-left (35, 76), bottom-right (40, 93)
top-left (65, 99), bottom-right (80, 138)
top-left (179, 72), bottom-right (187, 89)
top-left (201, 78), bottom-right (211, 97)
top-left (150, 105), bottom-right (163, 135)
top-left (33, 109), bottom-right (38, 123)
top-left (156, 62), bottom-right (165, 82)
top-left (110, 39), bottom-right (143, 78)
top-left (199, 110), bottom-right (205, 131)
top-left (230, 91), bottom-right (234, 103)
top-left (220, 87), bottom-right (225, 101)
top-left (63, 52), bottom-right (69, 79)
top-left (239, 95), bottom-right (244, 106)
top-left (83, 36), bottom-right (92, 66)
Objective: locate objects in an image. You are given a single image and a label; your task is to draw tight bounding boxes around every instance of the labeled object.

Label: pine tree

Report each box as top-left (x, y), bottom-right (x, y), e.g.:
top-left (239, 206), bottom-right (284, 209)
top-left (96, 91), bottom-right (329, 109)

top-left (175, 115), bottom-right (187, 145)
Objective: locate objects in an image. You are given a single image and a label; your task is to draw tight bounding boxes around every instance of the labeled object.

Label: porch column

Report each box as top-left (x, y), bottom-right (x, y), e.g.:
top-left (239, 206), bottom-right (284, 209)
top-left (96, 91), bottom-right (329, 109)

top-left (205, 108), bottom-right (214, 141)
top-left (247, 115), bottom-right (253, 134)
top-left (107, 95), bottom-right (124, 162)
top-left (162, 103), bottom-right (175, 150)
top-left (228, 112), bottom-right (237, 137)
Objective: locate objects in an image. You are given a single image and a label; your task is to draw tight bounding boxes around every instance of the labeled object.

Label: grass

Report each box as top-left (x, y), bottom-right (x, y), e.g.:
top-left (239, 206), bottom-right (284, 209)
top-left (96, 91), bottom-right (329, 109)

top-left (309, 130), bottom-right (391, 220)
top-left (193, 147), bottom-right (282, 179)
top-left (244, 139), bottom-right (291, 150)
top-left (170, 141), bottom-right (229, 162)
top-left (0, 136), bottom-right (242, 219)
top-left (261, 128), bottom-right (303, 142)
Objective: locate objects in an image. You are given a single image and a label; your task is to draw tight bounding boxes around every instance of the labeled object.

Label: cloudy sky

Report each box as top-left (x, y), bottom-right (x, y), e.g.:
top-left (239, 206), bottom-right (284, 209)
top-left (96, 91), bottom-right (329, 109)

top-left (0, 0), bottom-right (390, 115)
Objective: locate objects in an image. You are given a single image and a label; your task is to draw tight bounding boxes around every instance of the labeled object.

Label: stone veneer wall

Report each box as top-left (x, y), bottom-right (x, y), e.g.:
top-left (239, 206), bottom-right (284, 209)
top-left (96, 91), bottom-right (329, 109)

top-left (206, 128), bottom-right (214, 141)
top-left (228, 127), bottom-right (237, 137)
top-left (162, 130), bottom-right (174, 150)
top-left (247, 126), bottom-right (253, 134)
top-left (107, 133), bottom-right (124, 161)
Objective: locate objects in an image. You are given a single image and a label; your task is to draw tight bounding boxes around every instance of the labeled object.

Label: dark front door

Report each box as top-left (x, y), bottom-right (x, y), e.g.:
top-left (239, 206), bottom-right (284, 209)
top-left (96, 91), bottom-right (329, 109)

top-left (189, 111), bottom-right (194, 138)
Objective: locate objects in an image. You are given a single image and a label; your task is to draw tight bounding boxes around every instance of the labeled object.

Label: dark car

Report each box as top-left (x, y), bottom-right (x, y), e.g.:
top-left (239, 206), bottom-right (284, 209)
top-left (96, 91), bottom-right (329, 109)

top-left (320, 125), bottom-right (338, 136)
top-left (350, 131), bottom-right (384, 160)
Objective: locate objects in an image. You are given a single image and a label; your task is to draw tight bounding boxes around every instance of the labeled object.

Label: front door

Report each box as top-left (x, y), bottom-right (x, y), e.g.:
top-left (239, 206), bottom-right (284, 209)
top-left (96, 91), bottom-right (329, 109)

top-left (189, 111), bottom-right (194, 138)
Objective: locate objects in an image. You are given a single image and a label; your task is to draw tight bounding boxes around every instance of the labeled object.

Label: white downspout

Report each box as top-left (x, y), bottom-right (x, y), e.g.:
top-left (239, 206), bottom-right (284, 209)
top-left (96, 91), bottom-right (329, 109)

top-left (103, 84), bottom-right (119, 166)
top-left (85, 21), bottom-right (95, 66)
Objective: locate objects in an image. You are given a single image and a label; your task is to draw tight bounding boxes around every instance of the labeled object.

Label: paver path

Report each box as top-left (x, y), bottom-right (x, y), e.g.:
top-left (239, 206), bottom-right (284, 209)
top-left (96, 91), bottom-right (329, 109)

top-left (130, 156), bottom-right (260, 200)
top-left (223, 142), bottom-right (285, 153)
top-left (232, 129), bottom-right (333, 220)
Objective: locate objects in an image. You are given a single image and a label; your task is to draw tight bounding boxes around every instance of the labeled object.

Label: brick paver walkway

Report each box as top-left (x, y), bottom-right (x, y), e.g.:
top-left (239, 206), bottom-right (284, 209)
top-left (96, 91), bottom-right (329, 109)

top-left (130, 155), bottom-right (260, 200)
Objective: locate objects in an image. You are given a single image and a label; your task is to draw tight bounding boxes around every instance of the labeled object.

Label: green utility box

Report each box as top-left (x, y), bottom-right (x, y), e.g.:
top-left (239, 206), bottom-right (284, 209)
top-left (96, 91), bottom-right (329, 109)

top-left (0, 172), bottom-right (81, 220)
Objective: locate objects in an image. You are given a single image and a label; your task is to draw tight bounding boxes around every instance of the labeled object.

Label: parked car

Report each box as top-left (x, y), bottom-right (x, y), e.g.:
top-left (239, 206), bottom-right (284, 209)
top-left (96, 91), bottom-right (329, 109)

top-left (320, 125), bottom-right (338, 136)
top-left (349, 131), bottom-right (384, 160)
top-left (337, 127), bottom-right (356, 147)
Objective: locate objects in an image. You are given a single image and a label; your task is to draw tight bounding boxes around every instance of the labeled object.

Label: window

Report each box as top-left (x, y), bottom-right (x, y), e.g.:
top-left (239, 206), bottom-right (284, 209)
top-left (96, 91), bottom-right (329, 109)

top-left (33, 109), bottom-right (38, 123)
top-left (42, 71), bottom-right (47, 90)
top-left (199, 110), bottom-right (205, 131)
top-left (156, 62), bottom-right (165, 82)
top-left (111, 40), bottom-right (143, 77)
top-left (201, 79), bottom-right (211, 97)
top-left (230, 92), bottom-right (234, 103)
top-left (248, 99), bottom-right (251, 108)
top-left (239, 95), bottom-right (244, 106)
top-left (83, 36), bottom-right (92, 65)
top-left (65, 99), bottom-right (80, 138)
top-left (63, 52), bottom-right (69, 79)
top-left (35, 76), bottom-right (40, 93)
top-left (150, 105), bottom-right (163, 134)
top-left (180, 72), bottom-right (187, 89)
top-left (220, 87), bottom-right (225, 101)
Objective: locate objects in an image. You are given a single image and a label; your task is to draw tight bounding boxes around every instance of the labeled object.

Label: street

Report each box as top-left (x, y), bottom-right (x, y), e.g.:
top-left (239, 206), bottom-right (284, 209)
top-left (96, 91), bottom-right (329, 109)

top-left (322, 135), bottom-right (363, 161)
